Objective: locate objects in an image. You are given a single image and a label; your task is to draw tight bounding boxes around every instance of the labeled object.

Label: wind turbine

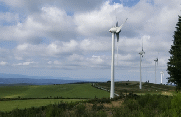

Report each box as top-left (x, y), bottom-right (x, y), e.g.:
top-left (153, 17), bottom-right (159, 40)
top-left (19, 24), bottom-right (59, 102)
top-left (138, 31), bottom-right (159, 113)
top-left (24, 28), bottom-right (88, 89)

top-left (154, 58), bottom-right (158, 84)
top-left (138, 39), bottom-right (145, 89)
top-left (160, 71), bottom-right (164, 84)
top-left (109, 18), bottom-right (128, 99)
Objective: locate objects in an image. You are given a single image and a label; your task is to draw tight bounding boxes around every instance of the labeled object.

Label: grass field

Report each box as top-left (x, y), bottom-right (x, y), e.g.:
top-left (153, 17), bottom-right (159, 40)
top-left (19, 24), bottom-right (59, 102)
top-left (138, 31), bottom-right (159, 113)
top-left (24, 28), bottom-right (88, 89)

top-left (0, 83), bottom-right (110, 99)
top-left (0, 82), bottom-right (176, 112)
top-left (0, 83), bottom-right (110, 112)
top-left (0, 99), bottom-right (82, 112)
top-left (97, 81), bottom-right (176, 95)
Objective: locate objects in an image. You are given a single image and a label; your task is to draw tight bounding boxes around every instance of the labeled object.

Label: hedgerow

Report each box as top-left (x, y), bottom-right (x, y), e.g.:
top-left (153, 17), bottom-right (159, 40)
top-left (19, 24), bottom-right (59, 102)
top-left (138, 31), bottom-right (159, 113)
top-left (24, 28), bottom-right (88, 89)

top-left (0, 93), bottom-right (181, 117)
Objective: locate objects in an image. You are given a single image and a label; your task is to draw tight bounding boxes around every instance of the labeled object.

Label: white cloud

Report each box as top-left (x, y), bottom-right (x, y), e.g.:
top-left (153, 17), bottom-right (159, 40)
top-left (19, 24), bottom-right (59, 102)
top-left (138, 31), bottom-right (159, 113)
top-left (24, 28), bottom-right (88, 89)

top-left (0, 0), bottom-right (180, 83)
top-left (0, 6), bottom-right (75, 42)
top-left (0, 61), bottom-right (8, 65)
top-left (0, 0), bottom-right (105, 13)
top-left (74, 1), bottom-right (121, 36)
top-left (17, 43), bottom-right (28, 51)
top-left (53, 60), bottom-right (61, 65)
top-left (14, 61), bottom-right (35, 66)
top-left (0, 0), bottom-right (25, 7)
top-left (0, 12), bottom-right (19, 23)
top-left (80, 39), bottom-right (111, 52)
top-left (47, 61), bottom-right (52, 64)
top-left (67, 54), bottom-right (84, 61)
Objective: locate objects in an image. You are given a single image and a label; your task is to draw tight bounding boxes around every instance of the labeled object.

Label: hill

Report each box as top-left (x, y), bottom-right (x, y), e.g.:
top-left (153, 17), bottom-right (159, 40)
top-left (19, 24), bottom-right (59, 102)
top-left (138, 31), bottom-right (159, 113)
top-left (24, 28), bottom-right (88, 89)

top-left (0, 78), bottom-right (84, 85)
top-left (96, 81), bottom-right (175, 95)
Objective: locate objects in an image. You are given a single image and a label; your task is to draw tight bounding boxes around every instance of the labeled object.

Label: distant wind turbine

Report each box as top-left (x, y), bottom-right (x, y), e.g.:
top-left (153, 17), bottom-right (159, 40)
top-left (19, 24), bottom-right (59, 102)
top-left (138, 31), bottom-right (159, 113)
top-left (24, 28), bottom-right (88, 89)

top-left (154, 58), bottom-right (158, 84)
top-left (160, 71), bottom-right (164, 84)
top-left (109, 18), bottom-right (128, 99)
top-left (138, 39), bottom-right (145, 89)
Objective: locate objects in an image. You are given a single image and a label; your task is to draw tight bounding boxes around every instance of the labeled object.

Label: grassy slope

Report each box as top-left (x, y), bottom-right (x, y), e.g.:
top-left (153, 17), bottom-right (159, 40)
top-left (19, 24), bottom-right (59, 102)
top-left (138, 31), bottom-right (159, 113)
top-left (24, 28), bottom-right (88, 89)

top-left (97, 81), bottom-right (175, 95)
top-left (0, 83), bottom-right (109, 98)
top-left (0, 99), bottom-right (82, 112)
top-left (0, 82), bottom-right (176, 112)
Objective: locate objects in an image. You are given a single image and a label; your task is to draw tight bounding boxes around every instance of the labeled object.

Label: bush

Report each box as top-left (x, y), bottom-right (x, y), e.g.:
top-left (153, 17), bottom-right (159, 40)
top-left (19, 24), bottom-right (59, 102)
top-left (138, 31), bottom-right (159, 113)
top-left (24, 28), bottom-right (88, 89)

top-left (46, 105), bottom-right (65, 117)
top-left (121, 94), bottom-right (174, 116)
top-left (169, 93), bottom-right (181, 116)
top-left (75, 103), bottom-right (87, 117)
top-left (95, 110), bottom-right (107, 117)
top-left (92, 103), bottom-right (104, 111)
top-left (87, 97), bottom-right (111, 104)
top-left (125, 99), bottom-right (140, 112)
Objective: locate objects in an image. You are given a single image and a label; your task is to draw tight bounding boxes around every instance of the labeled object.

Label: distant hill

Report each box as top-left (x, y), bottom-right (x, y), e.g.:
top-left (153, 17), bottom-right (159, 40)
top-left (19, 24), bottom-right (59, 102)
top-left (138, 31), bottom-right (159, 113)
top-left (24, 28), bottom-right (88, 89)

top-left (0, 78), bottom-right (85, 85)
top-left (0, 73), bottom-right (73, 80)
top-left (0, 73), bottom-right (109, 85)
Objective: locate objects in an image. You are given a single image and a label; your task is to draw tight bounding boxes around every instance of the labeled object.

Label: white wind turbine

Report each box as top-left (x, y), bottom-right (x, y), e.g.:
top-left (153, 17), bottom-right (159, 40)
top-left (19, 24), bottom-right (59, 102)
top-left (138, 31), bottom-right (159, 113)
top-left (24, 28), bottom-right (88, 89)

top-left (154, 58), bottom-right (158, 84)
top-left (139, 39), bottom-right (145, 89)
top-left (160, 71), bottom-right (164, 84)
top-left (109, 18), bottom-right (128, 99)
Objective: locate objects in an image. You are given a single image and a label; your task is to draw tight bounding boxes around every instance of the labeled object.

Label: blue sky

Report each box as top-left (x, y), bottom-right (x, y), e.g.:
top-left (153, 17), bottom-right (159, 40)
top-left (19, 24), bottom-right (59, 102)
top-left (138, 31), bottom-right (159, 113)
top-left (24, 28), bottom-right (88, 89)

top-left (0, 0), bottom-right (180, 84)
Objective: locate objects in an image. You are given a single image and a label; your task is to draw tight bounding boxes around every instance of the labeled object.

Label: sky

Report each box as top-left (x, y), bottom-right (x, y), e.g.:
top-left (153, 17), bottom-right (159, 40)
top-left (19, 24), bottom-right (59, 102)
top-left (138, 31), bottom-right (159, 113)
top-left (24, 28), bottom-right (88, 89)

top-left (0, 0), bottom-right (180, 84)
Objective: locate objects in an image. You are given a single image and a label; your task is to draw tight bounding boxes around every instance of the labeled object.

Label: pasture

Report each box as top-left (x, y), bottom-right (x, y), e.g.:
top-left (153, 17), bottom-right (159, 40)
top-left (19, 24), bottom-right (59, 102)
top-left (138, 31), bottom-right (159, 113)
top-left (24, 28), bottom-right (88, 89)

top-left (0, 82), bottom-right (176, 112)
top-left (96, 81), bottom-right (175, 95)
top-left (0, 83), bottom-right (109, 112)
top-left (0, 83), bottom-right (109, 99)
top-left (0, 99), bottom-right (82, 112)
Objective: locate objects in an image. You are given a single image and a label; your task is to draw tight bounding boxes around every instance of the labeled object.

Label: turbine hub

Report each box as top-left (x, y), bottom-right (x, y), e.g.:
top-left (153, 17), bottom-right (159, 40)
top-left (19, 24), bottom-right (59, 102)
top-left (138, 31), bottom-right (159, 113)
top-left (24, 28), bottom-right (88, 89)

top-left (139, 51), bottom-right (145, 55)
top-left (109, 27), bottom-right (118, 33)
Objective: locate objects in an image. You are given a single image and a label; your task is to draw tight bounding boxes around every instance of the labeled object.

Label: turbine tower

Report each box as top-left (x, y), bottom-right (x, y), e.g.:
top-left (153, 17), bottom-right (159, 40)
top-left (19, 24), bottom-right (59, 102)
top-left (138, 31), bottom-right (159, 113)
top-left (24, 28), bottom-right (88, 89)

top-left (154, 58), bottom-right (158, 84)
top-left (160, 71), bottom-right (164, 84)
top-left (109, 18), bottom-right (128, 99)
top-left (138, 40), bottom-right (145, 89)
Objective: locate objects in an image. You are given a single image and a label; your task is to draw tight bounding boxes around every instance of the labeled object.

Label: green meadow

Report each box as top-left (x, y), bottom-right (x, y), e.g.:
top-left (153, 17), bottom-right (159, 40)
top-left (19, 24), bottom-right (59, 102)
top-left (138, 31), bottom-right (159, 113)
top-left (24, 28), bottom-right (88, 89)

top-left (0, 83), bottom-right (110, 112)
top-left (0, 82), bottom-right (177, 113)
top-left (0, 99), bottom-right (82, 112)
top-left (96, 81), bottom-right (175, 95)
top-left (0, 83), bottom-right (109, 99)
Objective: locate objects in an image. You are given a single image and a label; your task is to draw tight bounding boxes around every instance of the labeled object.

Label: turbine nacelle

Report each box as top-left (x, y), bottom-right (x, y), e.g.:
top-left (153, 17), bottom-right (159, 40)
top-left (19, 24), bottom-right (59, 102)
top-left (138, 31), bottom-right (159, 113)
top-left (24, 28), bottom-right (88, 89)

top-left (139, 50), bottom-right (145, 57)
top-left (109, 18), bottom-right (128, 42)
top-left (154, 58), bottom-right (158, 65)
top-left (139, 51), bottom-right (145, 55)
top-left (154, 58), bottom-right (158, 62)
top-left (109, 27), bottom-right (121, 33)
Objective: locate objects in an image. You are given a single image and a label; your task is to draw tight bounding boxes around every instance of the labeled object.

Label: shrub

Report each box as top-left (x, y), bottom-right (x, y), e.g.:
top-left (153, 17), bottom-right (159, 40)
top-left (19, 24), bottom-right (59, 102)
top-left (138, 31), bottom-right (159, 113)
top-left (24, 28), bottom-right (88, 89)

top-left (169, 93), bottom-right (181, 116)
top-left (46, 105), bottom-right (65, 117)
top-left (125, 99), bottom-right (140, 112)
top-left (92, 103), bottom-right (104, 111)
top-left (74, 103), bottom-right (87, 117)
top-left (95, 110), bottom-right (107, 117)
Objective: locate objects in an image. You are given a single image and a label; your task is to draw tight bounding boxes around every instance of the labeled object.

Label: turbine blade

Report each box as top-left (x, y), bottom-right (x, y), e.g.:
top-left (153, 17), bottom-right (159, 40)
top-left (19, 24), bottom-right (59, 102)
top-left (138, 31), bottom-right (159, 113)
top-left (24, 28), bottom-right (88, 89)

top-left (116, 33), bottom-right (119, 42)
top-left (142, 39), bottom-right (143, 51)
top-left (116, 18), bottom-right (128, 33)
top-left (116, 21), bottom-right (118, 27)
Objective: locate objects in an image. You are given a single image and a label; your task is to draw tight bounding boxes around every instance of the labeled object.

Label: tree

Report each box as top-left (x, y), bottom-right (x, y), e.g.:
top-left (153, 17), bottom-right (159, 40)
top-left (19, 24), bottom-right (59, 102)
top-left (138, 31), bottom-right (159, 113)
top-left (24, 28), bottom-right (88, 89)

top-left (167, 15), bottom-right (181, 91)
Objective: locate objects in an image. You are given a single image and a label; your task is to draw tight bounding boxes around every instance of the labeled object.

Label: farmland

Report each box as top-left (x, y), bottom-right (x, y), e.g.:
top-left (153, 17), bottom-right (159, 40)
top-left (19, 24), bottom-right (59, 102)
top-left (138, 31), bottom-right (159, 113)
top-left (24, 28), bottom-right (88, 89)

top-left (0, 83), bottom-right (109, 112)
top-left (96, 81), bottom-right (175, 95)
top-left (0, 99), bottom-right (82, 112)
top-left (0, 82), bottom-right (179, 117)
top-left (0, 83), bottom-right (109, 99)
